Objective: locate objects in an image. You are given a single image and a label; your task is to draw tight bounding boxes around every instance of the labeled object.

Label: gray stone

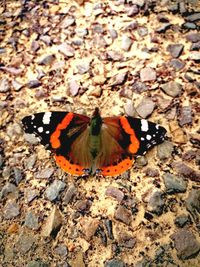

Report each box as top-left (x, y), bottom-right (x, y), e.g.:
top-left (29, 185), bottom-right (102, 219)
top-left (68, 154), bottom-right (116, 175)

top-left (105, 186), bottom-right (124, 202)
top-left (132, 81), bottom-right (148, 93)
top-left (137, 27), bottom-right (148, 37)
top-left (172, 161), bottom-right (200, 182)
top-left (186, 33), bottom-right (200, 43)
top-left (31, 40), bottom-right (40, 52)
top-left (174, 214), bottom-right (191, 228)
top-left (28, 80), bottom-right (42, 89)
top-left (185, 189), bottom-right (200, 221)
top-left (160, 81), bottom-right (182, 97)
top-left (75, 28), bottom-right (88, 37)
top-left (167, 44), bottom-right (184, 58)
top-left (24, 189), bottom-right (38, 203)
top-left (157, 141), bottom-right (174, 160)
top-left (40, 35), bottom-right (51, 46)
top-left (41, 206), bottom-right (62, 237)
top-left (24, 133), bottom-right (40, 145)
top-left (76, 62), bottom-right (90, 74)
top-left (186, 13), bottom-right (200, 22)
top-left (140, 67), bottom-right (156, 82)
top-left (105, 259), bottom-right (126, 267)
top-left (54, 244), bottom-right (68, 257)
top-left (12, 79), bottom-right (23, 91)
top-left (15, 231), bottom-right (36, 254)
top-left (0, 78), bottom-right (9, 92)
top-left (126, 5), bottom-right (139, 16)
top-left (189, 51), bottom-right (200, 61)
top-left (170, 229), bottom-right (200, 260)
top-left (63, 183), bottom-right (77, 204)
top-left (147, 190), bottom-right (165, 215)
top-left (13, 167), bottom-right (23, 185)
top-left (121, 35), bottom-right (132, 51)
top-left (135, 156), bottom-right (148, 167)
top-left (163, 173), bottom-right (187, 194)
top-left (58, 43), bottom-right (75, 57)
top-left (45, 180), bottom-right (66, 201)
top-left (169, 59), bottom-right (185, 71)
top-left (0, 182), bottom-right (18, 200)
top-left (178, 106), bottom-right (192, 126)
top-left (118, 232), bottom-right (136, 248)
top-left (24, 211), bottom-right (39, 230)
top-left (107, 50), bottom-right (123, 61)
top-left (39, 54), bottom-right (55, 65)
top-left (27, 260), bottom-right (49, 267)
top-left (156, 23), bottom-right (171, 33)
top-left (60, 16), bottom-right (75, 28)
top-left (7, 123), bottom-right (22, 138)
top-left (3, 200), bottom-right (20, 219)
top-left (35, 168), bottom-right (54, 179)
top-left (69, 79), bottom-right (79, 96)
top-left (24, 154), bottom-right (37, 170)
top-left (114, 205), bottom-right (132, 225)
top-left (183, 22), bottom-right (197, 30)
top-left (136, 97), bottom-right (155, 118)
top-left (131, 0), bottom-right (144, 7)
top-left (190, 41), bottom-right (200, 51)
top-left (109, 29), bottom-right (118, 40)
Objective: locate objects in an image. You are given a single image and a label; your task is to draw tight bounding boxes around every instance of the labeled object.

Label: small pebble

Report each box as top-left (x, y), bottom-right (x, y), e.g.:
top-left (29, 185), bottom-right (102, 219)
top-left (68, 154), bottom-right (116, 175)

top-left (41, 206), bottom-right (62, 237)
top-left (13, 167), bottom-right (23, 185)
top-left (114, 205), bottom-right (132, 225)
top-left (156, 23), bottom-right (171, 33)
top-left (39, 54), bottom-right (55, 65)
top-left (170, 229), bottom-right (200, 260)
top-left (140, 67), bottom-right (156, 82)
top-left (3, 200), bottom-right (20, 219)
top-left (45, 180), bottom-right (66, 201)
top-left (27, 80), bottom-right (42, 89)
top-left (35, 168), bottom-right (54, 179)
top-left (163, 173), bottom-right (187, 194)
top-left (147, 190), bottom-right (165, 215)
top-left (167, 44), bottom-right (184, 58)
top-left (63, 183), bottom-right (77, 204)
top-left (105, 259), bottom-right (125, 267)
top-left (69, 79), bottom-right (80, 96)
top-left (189, 51), bottom-right (200, 61)
top-left (12, 79), bottom-right (23, 91)
top-left (80, 217), bottom-right (99, 241)
top-left (186, 33), bottom-right (200, 43)
top-left (185, 13), bottom-right (200, 22)
top-left (0, 78), bottom-right (9, 93)
top-left (76, 62), bottom-right (90, 74)
top-left (137, 26), bottom-right (148, 37)
top-left (174, 214), bottom-right (191, 228)
top-left (105, 186), bottom-right (124, 202)
top-left (169, 59), bottom-right (185, 71)
top-left (178, 106), bottom-right (192, 126)
top-left (15, 231), bottom-right (36, 254)
top-left (121, 35), bottom-right (132, 51)
top-left (136, 97), bottom-right (155, 118)
top-left (157, 141), bottom-right (174, 160)
top-left (24, 211), bottom-right (39, 230)
top-left (0, 183), bottom-right (18, 200)
top-left (160, 81), bottom-right (182, 97)
top-left (58, 43), bottom-right (75, 57)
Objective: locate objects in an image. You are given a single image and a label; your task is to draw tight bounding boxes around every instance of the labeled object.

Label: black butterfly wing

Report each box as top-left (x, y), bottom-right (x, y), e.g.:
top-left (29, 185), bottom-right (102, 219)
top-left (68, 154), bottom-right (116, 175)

top-left (22, 112), bottom-right (92, 175)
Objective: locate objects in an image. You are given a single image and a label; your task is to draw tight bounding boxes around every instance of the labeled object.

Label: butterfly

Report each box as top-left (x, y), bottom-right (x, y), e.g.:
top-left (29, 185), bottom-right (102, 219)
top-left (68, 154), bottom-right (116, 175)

top-left (22, 107), bottom-right (166, 176)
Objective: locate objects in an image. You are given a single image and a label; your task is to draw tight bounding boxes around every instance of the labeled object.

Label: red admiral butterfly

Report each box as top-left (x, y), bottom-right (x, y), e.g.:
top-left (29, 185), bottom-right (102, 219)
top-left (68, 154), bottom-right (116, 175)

top-left (22, 108), bottom-right (166, 176)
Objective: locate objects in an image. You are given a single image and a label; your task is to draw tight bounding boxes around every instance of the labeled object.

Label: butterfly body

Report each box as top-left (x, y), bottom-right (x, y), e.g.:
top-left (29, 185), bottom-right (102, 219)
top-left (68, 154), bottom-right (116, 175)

top-left (22, 108), bottom-right (167, 176)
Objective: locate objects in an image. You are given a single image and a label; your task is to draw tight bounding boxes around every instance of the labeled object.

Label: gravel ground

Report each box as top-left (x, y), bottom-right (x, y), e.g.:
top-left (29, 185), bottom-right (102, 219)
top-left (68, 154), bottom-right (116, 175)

top-left (0, 0), bottom-right (200, 266)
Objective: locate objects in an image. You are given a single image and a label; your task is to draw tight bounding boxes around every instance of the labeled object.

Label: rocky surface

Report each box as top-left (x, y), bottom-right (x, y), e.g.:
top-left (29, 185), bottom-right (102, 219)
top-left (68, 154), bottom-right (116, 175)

top-left (0, 1), bottom-right (200, 267)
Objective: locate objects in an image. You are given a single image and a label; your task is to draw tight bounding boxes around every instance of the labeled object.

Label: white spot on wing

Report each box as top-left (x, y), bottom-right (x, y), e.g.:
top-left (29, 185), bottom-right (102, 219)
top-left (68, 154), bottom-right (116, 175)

top-left (43, 112), bottom-right (51, 125)
top-left (141, 119), bottom-right (149, 132)
top-left (146, 134), bottom-right (151, 140)
top-left (156, 124), bottom-right (159, 129)
top-left (31, 115), bottom-right (35, 120)
top-left (38, 127), bottom-right (43, 133)
top-left (141, 137), bottom-right (145, 141)
top-left (46, 130), bottom-right (50, 134)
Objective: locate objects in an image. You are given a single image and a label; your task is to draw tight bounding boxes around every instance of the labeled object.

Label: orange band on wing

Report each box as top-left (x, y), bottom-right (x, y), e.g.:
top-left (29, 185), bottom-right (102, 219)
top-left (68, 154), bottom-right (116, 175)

top-left (120, 116), bottom-right (140, 154)
top-left (55, 155), bottom-right (84, 176)
top-left (101, 158), bottom-right (133, 176)
top-left (50, 113), bottom-right (74, 149)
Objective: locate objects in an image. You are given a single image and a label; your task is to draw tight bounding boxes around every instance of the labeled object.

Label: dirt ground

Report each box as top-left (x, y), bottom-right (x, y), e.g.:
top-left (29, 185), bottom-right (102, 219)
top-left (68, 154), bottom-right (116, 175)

top-left (0, 0), bottom-right (200, 267)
